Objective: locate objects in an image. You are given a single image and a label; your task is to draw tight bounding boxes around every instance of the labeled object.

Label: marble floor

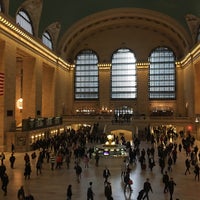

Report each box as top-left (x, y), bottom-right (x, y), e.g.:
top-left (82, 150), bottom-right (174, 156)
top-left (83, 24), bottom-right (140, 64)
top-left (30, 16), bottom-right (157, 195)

top-left (0, 138), bottom-right (199, 200)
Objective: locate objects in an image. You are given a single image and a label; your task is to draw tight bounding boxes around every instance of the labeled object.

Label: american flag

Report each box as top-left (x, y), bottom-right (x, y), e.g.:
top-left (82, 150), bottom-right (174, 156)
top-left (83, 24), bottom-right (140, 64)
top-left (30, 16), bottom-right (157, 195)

top-left (0, 72), bottom-right (4, 96)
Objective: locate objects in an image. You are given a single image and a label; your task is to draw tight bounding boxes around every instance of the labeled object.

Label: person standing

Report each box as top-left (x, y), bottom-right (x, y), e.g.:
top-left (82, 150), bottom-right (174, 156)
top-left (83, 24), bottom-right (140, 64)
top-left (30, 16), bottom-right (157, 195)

top-left (24, 162), bottom-right (31, 180)
top-left (168, 177), bottom-right (176, 200)
top-left (95, 152), bottom-right (100, 167)
top-left (87, 181), bottom-right (94, 200)
top-left (143, 178), bottom-right (153, 200)
top-left (9, 153), bottom-right (16, 169)
top-left (67, 184), bottom-right (72, 200)
top-left (1, 172), bottom-right (9, 196)
top-left (103, 166), bottom-right (111, 183)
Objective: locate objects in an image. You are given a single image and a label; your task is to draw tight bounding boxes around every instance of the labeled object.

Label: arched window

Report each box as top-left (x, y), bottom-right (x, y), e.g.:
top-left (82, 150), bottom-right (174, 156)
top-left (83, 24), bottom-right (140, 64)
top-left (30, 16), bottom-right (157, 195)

top-left (75, 50), bottom-right (99, 99)
top-left (149, 47), bottom-right (176, 99)
top-left (42, 31), bottom-right (53, 50)
top-left (16, 10), bottom-right (33, 35)
top-left (111, 48), bottom-right (137, 99)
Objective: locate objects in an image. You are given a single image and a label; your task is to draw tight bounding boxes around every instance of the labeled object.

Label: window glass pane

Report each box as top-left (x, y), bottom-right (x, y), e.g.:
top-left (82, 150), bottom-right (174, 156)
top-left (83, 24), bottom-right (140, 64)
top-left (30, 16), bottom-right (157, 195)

top-left (16, 10), bottom-right (33, 35)
top-left (42, 31), bottom-right (53, 50)
top-left (149, 47), bottom-right (176, 99)
top-left (75, 50), bottom-right (99, 99)
top-left (111, 48), bottom-right (137, 99)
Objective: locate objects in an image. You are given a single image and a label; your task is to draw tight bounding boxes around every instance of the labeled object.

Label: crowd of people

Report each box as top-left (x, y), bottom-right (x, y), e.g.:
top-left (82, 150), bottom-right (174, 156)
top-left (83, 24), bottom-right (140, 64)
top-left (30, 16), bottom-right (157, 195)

top-left (0, 126), bottom-right (199, 199)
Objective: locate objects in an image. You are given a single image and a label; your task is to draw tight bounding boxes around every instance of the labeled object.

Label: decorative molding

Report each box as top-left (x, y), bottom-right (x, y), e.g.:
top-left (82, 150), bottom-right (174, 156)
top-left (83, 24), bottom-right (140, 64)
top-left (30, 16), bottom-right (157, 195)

top-left (185, 14), bottom-right (200, 44)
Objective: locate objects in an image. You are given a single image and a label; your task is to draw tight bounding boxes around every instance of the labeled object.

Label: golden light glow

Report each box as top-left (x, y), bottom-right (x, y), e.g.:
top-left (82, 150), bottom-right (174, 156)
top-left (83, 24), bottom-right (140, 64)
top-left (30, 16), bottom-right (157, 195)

top-left (0, 15), bottom-right (70, 71)
top-left (16, 98), bottom-right (23, 110)
top-left (107, 134), bottom-right (114, 141)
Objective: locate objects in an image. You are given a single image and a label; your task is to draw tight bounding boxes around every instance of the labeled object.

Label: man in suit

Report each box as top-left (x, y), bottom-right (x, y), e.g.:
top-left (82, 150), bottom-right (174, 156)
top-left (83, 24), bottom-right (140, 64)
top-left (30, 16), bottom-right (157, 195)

top-left (103, 166), bottom-right (111, 183)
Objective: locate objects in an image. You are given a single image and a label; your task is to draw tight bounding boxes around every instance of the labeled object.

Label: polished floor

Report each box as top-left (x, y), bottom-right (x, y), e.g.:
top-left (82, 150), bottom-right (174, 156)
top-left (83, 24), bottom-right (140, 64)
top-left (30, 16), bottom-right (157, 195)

top-left (0, 138), bottom-right (199, 200)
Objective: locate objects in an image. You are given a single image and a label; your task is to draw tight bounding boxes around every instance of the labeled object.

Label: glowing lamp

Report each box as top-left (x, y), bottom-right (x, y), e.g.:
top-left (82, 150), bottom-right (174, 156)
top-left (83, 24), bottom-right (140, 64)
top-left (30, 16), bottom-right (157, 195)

top-left (16, 98), bottom-right (23, 109)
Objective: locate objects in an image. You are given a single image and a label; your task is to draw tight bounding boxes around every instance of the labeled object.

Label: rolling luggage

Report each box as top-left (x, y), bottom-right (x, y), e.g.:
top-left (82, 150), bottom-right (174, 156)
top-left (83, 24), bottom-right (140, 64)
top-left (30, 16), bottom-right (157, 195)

top-left (137, 189), bottom-right (144, 200)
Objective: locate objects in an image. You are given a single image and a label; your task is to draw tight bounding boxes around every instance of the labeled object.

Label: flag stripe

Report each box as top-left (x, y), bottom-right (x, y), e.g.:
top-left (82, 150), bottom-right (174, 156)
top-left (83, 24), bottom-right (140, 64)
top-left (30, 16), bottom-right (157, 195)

top-left (0, 72), bottom-right (4, 96)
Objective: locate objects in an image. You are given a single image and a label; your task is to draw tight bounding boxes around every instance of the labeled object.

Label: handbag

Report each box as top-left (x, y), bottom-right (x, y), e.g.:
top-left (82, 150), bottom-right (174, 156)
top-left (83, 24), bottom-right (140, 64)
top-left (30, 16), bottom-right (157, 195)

top-left (129, 179), bottom-right (133, 185)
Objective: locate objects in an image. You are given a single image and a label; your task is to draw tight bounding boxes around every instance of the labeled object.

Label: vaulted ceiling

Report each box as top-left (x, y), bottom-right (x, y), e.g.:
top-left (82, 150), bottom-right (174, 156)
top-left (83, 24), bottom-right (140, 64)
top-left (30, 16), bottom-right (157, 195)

top-left (6, 0), bottom-right (200, 62)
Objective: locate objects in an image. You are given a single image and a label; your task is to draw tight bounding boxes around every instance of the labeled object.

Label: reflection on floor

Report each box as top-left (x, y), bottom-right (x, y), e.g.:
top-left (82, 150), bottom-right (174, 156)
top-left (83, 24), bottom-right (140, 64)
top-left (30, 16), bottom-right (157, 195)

top-left (0, 138), bottom-right (199, 200)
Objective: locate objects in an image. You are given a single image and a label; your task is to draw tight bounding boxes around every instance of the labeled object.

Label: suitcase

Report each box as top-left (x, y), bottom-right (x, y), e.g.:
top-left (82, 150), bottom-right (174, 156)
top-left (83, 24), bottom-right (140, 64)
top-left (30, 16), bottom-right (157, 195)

top-left (137, 189), bottom-right (144, 200)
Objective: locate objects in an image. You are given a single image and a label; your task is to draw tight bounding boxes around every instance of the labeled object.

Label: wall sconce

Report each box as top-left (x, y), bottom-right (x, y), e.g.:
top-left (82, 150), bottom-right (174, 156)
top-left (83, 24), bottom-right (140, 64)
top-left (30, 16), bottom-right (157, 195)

top-left (16, 98), bottom-right (23, 110)
top-left (16, 60), bottom-right (23, 112)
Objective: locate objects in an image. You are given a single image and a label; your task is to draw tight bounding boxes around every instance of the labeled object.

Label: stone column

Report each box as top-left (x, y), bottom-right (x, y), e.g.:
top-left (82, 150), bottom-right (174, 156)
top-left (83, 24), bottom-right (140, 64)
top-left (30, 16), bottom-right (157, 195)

top-left (0, 40), bottom-right (17, 151)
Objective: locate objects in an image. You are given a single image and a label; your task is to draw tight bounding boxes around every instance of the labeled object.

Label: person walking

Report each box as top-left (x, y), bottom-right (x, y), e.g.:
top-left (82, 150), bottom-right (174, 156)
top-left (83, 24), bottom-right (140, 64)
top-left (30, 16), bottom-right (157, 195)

top-left (162, 171), bottom-right (169, 193)
top-left (83, 154), bottom-right (89, 168)
top-left (74, 163), bottom-right (82, 183)
top-left (104, 182), bottom-right (112, 200)
top-left (87, 181), bottom-right (94, 200)
top-left (17, 186), bottom-right (25, 200)
top-left (0, 152), bottom-right (5, 165)
top-left (143, 178), bottom-right (153, 200)
top-left (168, 177), bottom-right (176, 200)
top-left (36, 159), bottom-right (42, 176)
top-left (185, 158), bottom-right (191, 175)
top-left (124, 172), bottom-right (133, 192)
top-left (66, 184), bottom-right (72, 200)
top-left (1, 172), bottom-right (9, 196)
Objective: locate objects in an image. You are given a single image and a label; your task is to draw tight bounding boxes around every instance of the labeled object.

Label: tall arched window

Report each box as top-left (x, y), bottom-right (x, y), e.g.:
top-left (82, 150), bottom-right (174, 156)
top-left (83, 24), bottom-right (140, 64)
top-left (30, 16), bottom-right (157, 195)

top-left (111, 48), bottom-right (137, 99)
top-left (149, 47), bottom-right (176, 99)
top-left (16, 10), bottom-right (33, 35)
top-left (75, 50), bottom-right (99, 99)
top-left (42, 31), bottom-right (53, 50)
